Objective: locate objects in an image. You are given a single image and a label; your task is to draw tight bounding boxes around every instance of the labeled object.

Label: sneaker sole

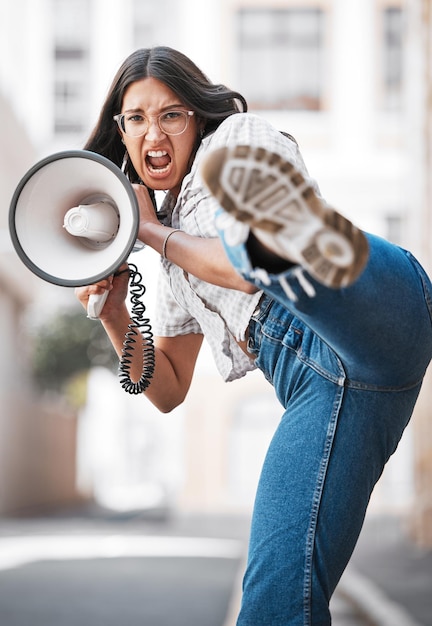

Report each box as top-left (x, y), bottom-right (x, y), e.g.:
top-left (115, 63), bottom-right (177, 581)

top-left (201, 145), bottom-right (369, 289)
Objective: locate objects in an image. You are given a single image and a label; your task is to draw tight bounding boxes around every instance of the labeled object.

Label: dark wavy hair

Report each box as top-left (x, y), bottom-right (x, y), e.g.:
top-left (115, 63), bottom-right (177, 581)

top-left (84, 46), bottom-right (248, 187)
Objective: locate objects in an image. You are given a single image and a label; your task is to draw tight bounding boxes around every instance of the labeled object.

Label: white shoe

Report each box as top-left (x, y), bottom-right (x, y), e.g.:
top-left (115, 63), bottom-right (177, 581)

top-left (201, 145), bottom-right (369, 289)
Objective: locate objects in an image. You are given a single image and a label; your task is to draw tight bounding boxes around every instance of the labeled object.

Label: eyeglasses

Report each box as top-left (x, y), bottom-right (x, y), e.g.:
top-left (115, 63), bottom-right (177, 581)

top-left (113, 109), bottom-right (195, 137)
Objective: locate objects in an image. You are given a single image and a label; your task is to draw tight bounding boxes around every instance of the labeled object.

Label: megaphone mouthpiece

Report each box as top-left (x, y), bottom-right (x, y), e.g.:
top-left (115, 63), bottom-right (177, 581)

top-left (63, 197), bottom-right (119, 245)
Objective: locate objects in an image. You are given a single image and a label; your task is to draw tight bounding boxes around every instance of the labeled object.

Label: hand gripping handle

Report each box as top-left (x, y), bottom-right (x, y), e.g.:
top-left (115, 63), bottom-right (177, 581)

top-left (87, 290), bottom-right (109, 320)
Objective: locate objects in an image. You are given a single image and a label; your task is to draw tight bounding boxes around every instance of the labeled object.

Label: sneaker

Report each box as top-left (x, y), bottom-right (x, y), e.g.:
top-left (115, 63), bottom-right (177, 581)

top-left (201, 145), bottom-right (369, 289)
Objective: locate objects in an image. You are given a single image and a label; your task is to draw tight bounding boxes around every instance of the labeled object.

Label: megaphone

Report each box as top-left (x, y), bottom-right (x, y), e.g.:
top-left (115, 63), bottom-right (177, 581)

top-left (9, 149), bottom-right (141, 319)
top-left (9, 150), bottom-right (154, 394)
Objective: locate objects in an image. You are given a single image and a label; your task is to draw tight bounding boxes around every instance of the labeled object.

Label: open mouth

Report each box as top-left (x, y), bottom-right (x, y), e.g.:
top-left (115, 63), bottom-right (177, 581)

top-left (146, 150), bottom-right (171, 174)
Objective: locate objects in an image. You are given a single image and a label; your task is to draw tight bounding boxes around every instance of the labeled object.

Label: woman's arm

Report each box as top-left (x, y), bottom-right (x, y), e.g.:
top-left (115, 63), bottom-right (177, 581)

top-left (103, 304), bottom-right (204, 412)
top-left (75, 183), bottom-right (254, 409)
top-left (75, 271), bottom-right (203, 413)
top-left (134, 185), bottom-right (257, 294)
top-left (143, 223), bottom-right (257, 293)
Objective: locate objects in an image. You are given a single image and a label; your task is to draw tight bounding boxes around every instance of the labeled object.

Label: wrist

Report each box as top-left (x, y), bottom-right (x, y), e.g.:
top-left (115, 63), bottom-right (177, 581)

top-left (100, 301), bottom-right (130, 329)
top-left (140, 222), bottom-right (183, 259)
top-left (139, 221), bottom-right (165, 249)
top-left (161, 229), bottom-right (182, 259)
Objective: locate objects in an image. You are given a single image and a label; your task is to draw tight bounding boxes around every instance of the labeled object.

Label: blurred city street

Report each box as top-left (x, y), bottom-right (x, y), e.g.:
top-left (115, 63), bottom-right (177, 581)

top-left (0, 507), bottom-right (430, 626)
top-left (1, 2), bottom-right (432, 626)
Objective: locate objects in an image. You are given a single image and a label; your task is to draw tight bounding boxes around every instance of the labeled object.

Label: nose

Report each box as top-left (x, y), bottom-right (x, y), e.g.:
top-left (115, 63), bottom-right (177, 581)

top-left (145, 117), bottom-right (165, 140)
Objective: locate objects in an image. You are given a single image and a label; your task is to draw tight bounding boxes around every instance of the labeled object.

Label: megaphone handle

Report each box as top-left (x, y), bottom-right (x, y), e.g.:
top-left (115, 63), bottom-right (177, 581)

top-left (87, 290), bottom-right (109, 320)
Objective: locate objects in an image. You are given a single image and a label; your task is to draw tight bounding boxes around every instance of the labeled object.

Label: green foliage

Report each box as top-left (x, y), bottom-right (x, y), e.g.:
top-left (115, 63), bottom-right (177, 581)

top-left (30, 308), bottom-right (119, 394)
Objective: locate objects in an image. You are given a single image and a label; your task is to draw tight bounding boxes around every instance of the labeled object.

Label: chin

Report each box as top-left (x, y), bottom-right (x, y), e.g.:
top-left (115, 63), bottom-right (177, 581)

top-left (148, 181), bottom-right (171, 192)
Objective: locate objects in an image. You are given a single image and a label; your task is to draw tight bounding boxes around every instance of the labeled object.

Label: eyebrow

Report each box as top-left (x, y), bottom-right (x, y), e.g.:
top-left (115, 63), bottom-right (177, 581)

top-left (123, 104), bottom-right (186, 114)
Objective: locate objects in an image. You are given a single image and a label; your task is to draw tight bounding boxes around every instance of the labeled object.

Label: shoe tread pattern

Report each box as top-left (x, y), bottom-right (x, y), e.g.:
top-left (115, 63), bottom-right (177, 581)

top-left (201, 145), bottom-right (369, 288)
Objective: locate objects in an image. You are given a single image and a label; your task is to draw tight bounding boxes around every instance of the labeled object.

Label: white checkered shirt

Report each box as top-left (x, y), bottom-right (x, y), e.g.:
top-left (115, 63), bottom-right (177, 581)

top-left (154, 113), bottom-right (313, 381)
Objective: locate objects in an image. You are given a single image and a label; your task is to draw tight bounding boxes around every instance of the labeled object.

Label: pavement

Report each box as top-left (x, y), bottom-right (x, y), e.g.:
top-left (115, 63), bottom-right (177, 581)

top-left (343, 514), bottom-right (432, 626)
top-left (0, 506), bottom-right (430, 625)
top-left (223, 511), bottom-right (432, 626)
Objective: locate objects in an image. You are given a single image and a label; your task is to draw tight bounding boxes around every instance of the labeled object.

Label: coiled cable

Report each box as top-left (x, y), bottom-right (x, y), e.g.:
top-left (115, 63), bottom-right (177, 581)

top-left (118, 263), bottom-right (155, 394)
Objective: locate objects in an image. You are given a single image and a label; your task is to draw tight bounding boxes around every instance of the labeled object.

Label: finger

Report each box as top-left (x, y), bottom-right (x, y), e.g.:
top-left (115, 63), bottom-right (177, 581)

top-left (114, 266), bottom-right (130, 277)
top-left (87, 279), bottom-right (113, 295)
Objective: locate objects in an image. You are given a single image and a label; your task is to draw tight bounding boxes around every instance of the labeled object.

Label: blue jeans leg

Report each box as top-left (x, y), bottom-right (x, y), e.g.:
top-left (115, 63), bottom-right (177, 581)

top-left (239, 348), bottom-right (422, 625)
top-left (220, 227), bottom-right (432, 625)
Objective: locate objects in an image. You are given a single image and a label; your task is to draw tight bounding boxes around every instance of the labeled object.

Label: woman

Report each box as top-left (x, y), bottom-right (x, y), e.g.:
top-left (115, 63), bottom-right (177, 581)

top-left (77, 46), bottom-right (432, 625)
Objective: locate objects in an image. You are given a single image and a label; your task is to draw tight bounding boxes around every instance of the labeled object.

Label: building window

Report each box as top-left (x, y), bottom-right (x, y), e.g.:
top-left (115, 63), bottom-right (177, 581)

top-left (52, 0), bottom-right (90, 135)
top-left (381, 6), bottom-right (404, 111)
top-left (236, 7), bottom-right (326, 111)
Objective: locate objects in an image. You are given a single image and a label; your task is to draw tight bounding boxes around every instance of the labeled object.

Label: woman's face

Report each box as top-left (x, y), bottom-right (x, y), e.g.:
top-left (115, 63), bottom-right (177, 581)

top-left (119, 77), bottom-right (201, 197)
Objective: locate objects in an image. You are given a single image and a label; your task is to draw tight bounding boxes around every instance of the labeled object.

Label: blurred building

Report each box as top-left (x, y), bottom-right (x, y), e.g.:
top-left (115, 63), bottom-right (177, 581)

top-left (0, 0), bottom-right (431, 540)
top-left (0, 94), bottom-right (82, 514)
top-left (0, 0), bottom-right (409, 241)
top-left (404, 0), bottom-right (432, 546)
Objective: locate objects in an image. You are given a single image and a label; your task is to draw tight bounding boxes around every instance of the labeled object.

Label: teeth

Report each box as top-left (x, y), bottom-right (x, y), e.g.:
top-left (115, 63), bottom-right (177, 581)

top-left (149, 165), bottom-right (170, 173)
top-left (147, 150), bottom-right (167, 157)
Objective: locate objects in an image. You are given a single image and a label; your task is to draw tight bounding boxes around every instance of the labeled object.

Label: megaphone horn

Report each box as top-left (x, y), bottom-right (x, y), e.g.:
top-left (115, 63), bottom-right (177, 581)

top-left (9, 150), bottom-right (154, 394)
top-left (9, 149), bottom-right (139, 287)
